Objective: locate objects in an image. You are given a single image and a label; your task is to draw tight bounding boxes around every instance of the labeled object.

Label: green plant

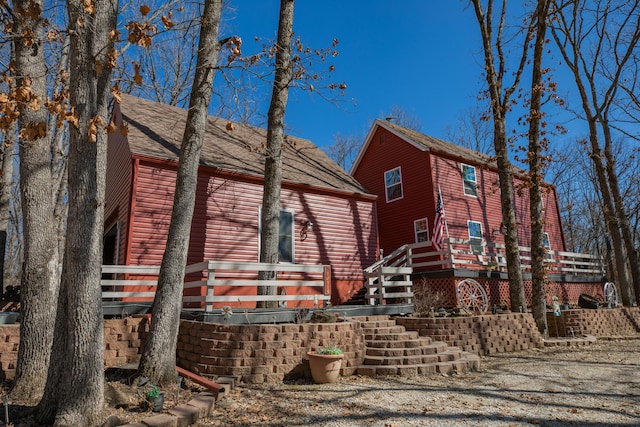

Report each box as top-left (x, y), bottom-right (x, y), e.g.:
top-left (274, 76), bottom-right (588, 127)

top-left (316, 345), bottom-right (342, 355)
top-left (145, 385), bottom-right (161, 400)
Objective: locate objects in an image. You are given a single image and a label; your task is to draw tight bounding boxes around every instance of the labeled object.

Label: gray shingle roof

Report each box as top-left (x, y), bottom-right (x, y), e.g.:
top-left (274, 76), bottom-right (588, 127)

top-left (118, 95), bottom-right (370, 196)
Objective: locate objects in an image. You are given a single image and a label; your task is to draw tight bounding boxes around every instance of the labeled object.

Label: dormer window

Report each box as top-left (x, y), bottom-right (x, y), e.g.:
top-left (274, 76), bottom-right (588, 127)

top-left (462, 164), bottom-right (478, 197)
top-left (384, 167), bottom-right (403, 202)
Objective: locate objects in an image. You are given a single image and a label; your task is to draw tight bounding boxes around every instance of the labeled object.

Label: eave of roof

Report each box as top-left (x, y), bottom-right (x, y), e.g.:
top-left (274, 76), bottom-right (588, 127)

top-left (117, 95), bottom-right (373, 198)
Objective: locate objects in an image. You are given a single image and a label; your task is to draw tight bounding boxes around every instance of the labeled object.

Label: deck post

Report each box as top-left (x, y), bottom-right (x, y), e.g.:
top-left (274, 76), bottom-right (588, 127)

top-left (205, 266), bottom-right (216, 313)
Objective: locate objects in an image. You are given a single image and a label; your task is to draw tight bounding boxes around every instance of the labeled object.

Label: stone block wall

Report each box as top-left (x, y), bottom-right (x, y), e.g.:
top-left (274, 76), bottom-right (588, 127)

top-left (0, 325), bottom-right (19, 380)
top-left (176, 320), bottom-right (365, 384)
top-left (547, 307), bottom-right (640, 338)
top-left (103, 316), bottom-right (149, 368)
top-left (396, 313), bottom-right (545, 355)
top-left (0, 317), bottom-right (149, 380)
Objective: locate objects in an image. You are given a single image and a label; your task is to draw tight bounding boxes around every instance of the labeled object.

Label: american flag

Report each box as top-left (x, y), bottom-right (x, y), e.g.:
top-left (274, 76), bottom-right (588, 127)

top-left (432, 190), bottom-right (446, 251)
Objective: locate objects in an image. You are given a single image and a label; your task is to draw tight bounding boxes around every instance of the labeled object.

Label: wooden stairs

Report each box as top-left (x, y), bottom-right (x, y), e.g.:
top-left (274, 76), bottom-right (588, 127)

top-left (353, 316), bottom-right (480, 376)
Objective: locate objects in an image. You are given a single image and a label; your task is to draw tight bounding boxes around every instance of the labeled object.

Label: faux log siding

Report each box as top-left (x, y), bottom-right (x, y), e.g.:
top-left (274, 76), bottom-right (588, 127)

top-left (353, 127), bottom-right (433, 255)
top-left (128, 162), bottom-right (378, 301)
top-left (105, 105), bottom-right (134, 265)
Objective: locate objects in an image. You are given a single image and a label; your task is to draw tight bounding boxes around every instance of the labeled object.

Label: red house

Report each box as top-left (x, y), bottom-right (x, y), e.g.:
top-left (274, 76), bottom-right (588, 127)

top-left (352, 119), bottom-right (607, 310)
top-left (104, 95), bottom-right (379, 308)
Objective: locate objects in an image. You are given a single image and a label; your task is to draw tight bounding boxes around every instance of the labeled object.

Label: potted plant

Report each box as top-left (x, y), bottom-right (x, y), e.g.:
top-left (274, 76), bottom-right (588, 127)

top-left (144, 385), bottom-right (164, 412)
top-left (307, 345), bottom-right (343, 384)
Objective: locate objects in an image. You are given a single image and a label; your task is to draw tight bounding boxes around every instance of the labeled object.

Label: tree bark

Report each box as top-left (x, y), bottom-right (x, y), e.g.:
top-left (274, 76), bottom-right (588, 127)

top-left (528, 0), bottom-right (550, 335)
top-left (257, 0), bottom-right (294, 308)
top-left (471, 0), bottom-right (530, 310)
top-left (137, 0), bottom-right (222, 386)
top-left (36, 0), bottom-right (117, 424)
top-left (550, 0), bottom-right (637, 305)
top-left (10, 0), bottom-right (59, 400)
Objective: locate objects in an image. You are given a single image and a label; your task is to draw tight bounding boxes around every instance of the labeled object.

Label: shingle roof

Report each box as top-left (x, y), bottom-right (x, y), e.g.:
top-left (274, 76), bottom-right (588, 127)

top-left (379, 120), bottom-right (496, 166)
top-left (118, 95), bottom-right (370, 195)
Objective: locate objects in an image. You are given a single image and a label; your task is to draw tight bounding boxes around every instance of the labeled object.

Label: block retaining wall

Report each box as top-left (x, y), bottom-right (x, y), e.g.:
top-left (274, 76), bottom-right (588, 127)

top-left (0, 316), bottom-right (149, 380)
top-left (176, 320), bottom-right (365, 384)
top-left (396, 313), bottom-right (545, 355)
top-left (546, 307), bottom-right (640, 338)
top-left (1, 308), bottom-right (638, 382)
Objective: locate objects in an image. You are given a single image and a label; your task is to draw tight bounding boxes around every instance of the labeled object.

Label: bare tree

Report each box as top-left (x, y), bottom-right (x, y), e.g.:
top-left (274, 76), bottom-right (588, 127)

top-left (137, 0), bottom-right (224, 386)
top-left (327, 133), bottom-right (362, 171)
top-left (527, 0), bottom-right (551, 335)
top-left (445, 105), bottom-right (494, 155)
top-left (258, 0), bottom-right (294, 308)
top-left (36, 0), bottom-right (117, 423)
top-left (9, 0), bottom-right (60, 400)
top-left (550, 0), bottom-right (640, 305)
top-left (470, 0), bottom-right (536, 311)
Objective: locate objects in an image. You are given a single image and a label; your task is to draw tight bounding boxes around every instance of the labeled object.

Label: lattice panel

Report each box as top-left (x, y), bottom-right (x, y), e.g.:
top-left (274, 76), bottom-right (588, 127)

top-left (412, 276), bottom-right (604, 310)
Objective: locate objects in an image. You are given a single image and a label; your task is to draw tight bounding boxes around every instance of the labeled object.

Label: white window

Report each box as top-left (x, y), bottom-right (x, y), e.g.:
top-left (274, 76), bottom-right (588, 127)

top-left (414, 218), bottom-right (429, 243)
top-left (468, 220), bottom-right (483, 254)
top-left (461, 164), bottom-right (478, 197)
top-left (258, 208), bottom-right (294, 263)
top-left (384, 167), bottom-right (403, 202)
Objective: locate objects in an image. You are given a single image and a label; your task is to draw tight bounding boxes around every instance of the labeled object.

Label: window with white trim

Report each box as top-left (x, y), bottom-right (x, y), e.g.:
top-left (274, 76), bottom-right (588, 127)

top-left (258, 208), bottom-right (294, 263)
top-left (468, 220), bottom-right (483, 254)
top-left (384, 167), bottom-right (403, 202)
top-left (414, 218), bottom-right (429, 243)
top-left (461, 164), bottom-right (478, 197)
top-left (542, 232), bottom-right (551, 249)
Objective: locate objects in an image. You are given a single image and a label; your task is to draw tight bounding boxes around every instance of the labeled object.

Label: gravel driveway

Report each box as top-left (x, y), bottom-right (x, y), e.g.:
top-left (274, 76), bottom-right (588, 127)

top-left (207, 338), bottom-right (640, 427)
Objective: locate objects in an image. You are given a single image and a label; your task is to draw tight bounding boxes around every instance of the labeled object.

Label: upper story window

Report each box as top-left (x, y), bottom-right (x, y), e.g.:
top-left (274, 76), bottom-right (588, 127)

top-left (384, 167), bottom-right (403, 202)
top-left (461, 164), bottom-right (478, 197)
top-left (468, 220), bottom-right (483, 254)
top-left (258, 208), bottom-right (294, 263)
top-left (542, 232), bottom-right (551, 249)
top-left (414, 218), bottom-right (429, 243)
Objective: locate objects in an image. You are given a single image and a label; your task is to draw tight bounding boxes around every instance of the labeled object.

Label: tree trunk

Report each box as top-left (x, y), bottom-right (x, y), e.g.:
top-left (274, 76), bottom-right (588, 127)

top-left (471, 0), bottom-right (528, 311)
top-left (10, 0), bottom-right (59, 400)
top-left (528, 0), bottom-right (550, 335)
top-left (138, 0), bottom-right (222, 386)
top-left (257, 0), bottom-right (294, 308)
top-left (601, 119), bottom-right (640, 305)
top-left (36, 0), bottom-right (117, 424)
top-left (0, 124), bottom-right (16, 298)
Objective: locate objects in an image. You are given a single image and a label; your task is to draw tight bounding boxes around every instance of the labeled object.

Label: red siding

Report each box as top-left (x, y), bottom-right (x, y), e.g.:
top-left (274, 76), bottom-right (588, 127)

top-left (126, 162), bottom-right (378, 303)
top-left (354, 125), bottom-right (567, 257)
top-left (105, 104), bottom-right (133, 265)
top-left (353, 127), bottom-right (433, 255)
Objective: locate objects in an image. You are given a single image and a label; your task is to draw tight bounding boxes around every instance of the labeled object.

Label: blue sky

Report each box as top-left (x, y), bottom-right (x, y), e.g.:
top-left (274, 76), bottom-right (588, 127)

top-left (224, 1), bottom-right (487, 149)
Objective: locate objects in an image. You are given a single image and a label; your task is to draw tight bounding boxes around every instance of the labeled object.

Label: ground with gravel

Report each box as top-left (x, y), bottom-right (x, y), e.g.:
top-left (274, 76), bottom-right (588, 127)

top-left (203, 338), bottom-right (640, 427)
top-left (3, 338), bottom-right (639, 426)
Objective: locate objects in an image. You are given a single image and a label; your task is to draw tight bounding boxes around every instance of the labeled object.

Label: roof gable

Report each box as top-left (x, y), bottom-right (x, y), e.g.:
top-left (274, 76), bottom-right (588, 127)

top-left (116, 95), bottom-right (370, 196)
top-left (351, 119), bottom-right (497, 174)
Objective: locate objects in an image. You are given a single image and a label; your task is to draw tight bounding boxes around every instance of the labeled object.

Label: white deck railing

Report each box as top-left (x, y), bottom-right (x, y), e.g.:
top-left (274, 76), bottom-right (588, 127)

top-left (101, 261), bottom-right (331, 311)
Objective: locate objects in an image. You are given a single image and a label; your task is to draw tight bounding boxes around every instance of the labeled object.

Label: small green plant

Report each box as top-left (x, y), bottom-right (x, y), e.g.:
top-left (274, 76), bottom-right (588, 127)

top-left (145, 385), bottom-right (161, 400)
top-left (316, 345), bottom-right (342, 355)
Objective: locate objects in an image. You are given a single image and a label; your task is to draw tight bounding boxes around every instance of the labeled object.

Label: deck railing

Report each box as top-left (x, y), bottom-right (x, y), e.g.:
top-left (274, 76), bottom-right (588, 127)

top-left (368, 238), bottom-right (605, 276)
top-left (101, 261), bottom-right (331, 311)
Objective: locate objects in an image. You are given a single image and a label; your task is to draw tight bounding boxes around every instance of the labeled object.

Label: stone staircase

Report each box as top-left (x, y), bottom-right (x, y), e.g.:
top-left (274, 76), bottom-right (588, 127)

top-left (354, 316), bottom-right (480, 376)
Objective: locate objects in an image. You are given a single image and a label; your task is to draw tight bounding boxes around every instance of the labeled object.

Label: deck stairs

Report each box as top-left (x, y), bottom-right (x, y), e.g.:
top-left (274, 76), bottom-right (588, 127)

top-left (353, 315), bottom-right (480, 376)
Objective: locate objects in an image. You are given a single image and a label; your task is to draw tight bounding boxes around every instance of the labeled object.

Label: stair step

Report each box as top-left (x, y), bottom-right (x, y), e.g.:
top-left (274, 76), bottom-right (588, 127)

top-left (364, 331), bottom-right (420, 341)
top-left (361, 325), bottom-right (407, 335)
top-left (363, 354), bottom-right (441, 366)
top-left (356, 361), bottom-right (466, 376)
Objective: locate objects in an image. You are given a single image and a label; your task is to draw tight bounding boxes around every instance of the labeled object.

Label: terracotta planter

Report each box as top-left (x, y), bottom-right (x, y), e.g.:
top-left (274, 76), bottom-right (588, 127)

top-left (307, 352), bottom-right (343, 384)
